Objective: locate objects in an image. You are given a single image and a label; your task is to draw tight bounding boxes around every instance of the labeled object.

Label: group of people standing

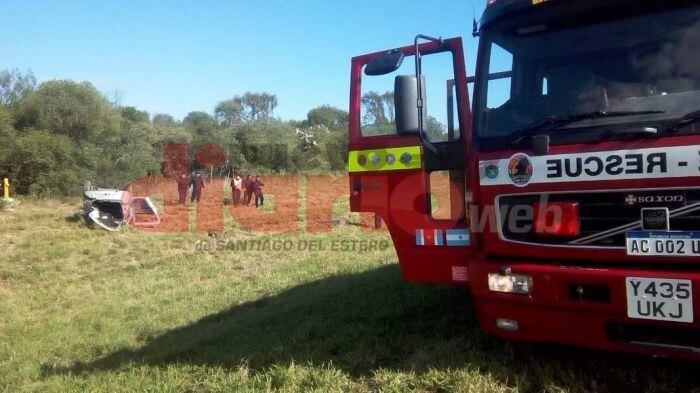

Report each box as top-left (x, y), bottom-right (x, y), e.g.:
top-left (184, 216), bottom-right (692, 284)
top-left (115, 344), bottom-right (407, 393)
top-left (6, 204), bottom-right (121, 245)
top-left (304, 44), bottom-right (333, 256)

top-left (175, 172), bottom-right (265, 208)
top-left (176, 172), bottom-right (205, 205)
top-left (230, 173), bottom-right (264, 207)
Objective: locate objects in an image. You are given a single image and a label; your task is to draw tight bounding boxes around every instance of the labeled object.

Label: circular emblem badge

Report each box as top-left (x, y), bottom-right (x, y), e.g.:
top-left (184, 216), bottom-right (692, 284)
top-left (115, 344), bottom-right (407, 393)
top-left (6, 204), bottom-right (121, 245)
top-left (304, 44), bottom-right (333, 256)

top-left (642, 209), bottom-right (668, 230)
top-left (484, 163), bottom-right (499, 180)
top-left (507, 153), bottom-right (533, 187)
top-left (645, 213), bottom-right (665, 228)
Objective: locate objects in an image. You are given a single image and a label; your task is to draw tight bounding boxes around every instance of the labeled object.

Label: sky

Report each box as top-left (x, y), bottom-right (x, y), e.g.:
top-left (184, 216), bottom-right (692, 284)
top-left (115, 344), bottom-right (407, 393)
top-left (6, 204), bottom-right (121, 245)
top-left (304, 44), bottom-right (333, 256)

top-left (1, 0), bottom-right (486, 121)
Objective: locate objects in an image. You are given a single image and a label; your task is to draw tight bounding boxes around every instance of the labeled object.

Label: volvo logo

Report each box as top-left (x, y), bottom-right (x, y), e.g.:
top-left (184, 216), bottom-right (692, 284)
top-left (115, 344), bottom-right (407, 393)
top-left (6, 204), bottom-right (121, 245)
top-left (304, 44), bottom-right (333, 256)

top-left (624, 194), bottom-right (685, 206)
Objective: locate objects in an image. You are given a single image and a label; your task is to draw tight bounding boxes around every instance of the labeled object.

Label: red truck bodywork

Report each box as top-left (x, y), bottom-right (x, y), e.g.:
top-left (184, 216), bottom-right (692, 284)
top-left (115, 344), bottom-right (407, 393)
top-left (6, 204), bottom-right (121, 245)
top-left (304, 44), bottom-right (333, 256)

top-left (348, 1), bottom-right (700, 359)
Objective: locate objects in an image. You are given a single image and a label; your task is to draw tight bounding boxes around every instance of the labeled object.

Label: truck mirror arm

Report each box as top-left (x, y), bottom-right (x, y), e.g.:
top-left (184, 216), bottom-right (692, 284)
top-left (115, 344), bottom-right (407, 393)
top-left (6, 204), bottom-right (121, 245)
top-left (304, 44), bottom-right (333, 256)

top-left (414, 34), bottom-right (444, 157)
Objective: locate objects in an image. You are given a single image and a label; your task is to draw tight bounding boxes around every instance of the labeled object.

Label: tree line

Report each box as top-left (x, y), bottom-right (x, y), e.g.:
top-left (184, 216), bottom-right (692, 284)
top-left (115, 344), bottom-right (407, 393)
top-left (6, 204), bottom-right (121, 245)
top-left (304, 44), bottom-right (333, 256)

top-left (0, 68), bottom-right (445, 196)
top-left (0, 69), bottom-right (352, 196)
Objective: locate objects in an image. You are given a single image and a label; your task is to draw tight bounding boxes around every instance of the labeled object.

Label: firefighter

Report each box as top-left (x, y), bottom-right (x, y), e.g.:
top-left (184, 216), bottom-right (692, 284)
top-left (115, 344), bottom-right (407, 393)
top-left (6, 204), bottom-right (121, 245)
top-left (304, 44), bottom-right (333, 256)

top-left (231, 173), bottom-right (242, 205)
top-left (243, 175), bottom-right (254, 206)
top-left (191, 172), bottom-right (205, 203)
top-left (254, 175), bottom-right (264, 207)
top-left (176, 173), bottom-right (189, 205)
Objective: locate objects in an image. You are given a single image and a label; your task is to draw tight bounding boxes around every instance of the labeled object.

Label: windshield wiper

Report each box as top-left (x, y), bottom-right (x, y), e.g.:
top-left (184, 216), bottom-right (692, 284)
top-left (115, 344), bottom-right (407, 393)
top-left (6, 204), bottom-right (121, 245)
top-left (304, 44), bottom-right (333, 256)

top-left (667, 110), bottom-right (700, 134)
top-left (508, 110), bottom-right (665, 146)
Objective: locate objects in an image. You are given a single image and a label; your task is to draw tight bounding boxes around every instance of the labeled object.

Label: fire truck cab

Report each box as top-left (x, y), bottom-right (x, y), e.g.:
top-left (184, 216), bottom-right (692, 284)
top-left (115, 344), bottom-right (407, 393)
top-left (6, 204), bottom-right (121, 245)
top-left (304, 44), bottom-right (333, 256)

top-left (348, 0), bottom-right (700, 359)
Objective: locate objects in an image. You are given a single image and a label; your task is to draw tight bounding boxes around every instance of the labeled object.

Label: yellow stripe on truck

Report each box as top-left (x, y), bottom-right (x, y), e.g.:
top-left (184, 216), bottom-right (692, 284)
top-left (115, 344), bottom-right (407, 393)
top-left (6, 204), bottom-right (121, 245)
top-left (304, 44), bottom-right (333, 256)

top-left (348, 146), bottom-right (422, 173)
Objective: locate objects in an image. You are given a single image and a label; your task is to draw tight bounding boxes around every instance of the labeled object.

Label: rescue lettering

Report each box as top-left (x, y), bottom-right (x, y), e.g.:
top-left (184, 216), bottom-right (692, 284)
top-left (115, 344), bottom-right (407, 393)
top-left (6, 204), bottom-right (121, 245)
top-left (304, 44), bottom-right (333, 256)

top-left (480, 145), bottom-right (700, 186)
top-left (546, 153), bottom-right (667, 179)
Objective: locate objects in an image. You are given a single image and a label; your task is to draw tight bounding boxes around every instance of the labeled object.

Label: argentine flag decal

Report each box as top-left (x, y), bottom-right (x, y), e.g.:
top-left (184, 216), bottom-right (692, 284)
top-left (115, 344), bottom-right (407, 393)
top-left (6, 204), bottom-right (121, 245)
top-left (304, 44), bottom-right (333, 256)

top-left (446, 229), bottom-right (471, 247)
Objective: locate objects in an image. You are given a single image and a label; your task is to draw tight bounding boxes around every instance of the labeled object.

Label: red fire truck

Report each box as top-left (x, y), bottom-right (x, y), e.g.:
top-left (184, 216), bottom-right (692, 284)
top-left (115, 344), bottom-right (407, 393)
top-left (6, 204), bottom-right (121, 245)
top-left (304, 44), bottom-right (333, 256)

top-left (348, 0), bottom-right (700, 358)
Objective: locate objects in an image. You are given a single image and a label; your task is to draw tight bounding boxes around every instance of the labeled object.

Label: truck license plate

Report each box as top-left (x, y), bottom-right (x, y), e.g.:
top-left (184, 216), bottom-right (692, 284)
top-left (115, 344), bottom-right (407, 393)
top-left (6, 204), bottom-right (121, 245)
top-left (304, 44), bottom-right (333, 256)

top-left (626, 231), bottom-right (700, 257)
top-left (626, 277), bottom-right (693, 323)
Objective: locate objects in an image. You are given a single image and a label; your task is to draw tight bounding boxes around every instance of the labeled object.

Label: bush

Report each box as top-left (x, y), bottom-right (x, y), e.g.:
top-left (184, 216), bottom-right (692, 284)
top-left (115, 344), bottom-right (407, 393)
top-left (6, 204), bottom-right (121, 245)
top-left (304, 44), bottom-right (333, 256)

top-left (15, 80), bottom-right (118, 141)
top-left (0, 130), bottom-right (95, 196)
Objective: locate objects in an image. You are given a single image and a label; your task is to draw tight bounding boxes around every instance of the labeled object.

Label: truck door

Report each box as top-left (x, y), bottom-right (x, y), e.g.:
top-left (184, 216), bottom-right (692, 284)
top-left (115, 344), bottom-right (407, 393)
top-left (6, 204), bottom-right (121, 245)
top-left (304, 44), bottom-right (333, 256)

top-left (348, 37), bottom-right (478, 285)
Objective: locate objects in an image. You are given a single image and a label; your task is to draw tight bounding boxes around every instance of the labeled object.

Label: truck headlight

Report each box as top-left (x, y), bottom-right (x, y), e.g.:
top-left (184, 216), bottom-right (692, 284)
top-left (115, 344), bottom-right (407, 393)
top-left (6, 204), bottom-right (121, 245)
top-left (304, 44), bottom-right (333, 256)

top-left (488, 273), bottom-right (532, 294)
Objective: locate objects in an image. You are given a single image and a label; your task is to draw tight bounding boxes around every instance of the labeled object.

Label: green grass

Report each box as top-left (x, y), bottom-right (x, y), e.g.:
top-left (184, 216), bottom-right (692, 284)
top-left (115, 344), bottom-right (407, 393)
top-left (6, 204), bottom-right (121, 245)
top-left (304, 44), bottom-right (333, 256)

top-left (1, 199), bottom-right (700, 392)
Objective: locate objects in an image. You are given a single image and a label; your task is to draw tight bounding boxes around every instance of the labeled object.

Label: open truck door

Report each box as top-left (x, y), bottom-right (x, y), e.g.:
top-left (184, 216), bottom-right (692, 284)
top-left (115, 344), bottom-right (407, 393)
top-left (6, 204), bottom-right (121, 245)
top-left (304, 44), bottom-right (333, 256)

top-left (348, 36), bottom-right (479, 285)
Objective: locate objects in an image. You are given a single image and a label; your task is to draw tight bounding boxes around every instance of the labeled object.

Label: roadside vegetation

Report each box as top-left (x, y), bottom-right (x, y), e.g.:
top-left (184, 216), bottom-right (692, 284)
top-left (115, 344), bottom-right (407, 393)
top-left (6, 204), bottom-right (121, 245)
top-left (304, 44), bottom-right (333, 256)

top-left (1, 200), bottom-right (699, 392)
top-left (0, 68), bottom-right (434, 199)
top-left (0, 69), bottom-right (351, 197)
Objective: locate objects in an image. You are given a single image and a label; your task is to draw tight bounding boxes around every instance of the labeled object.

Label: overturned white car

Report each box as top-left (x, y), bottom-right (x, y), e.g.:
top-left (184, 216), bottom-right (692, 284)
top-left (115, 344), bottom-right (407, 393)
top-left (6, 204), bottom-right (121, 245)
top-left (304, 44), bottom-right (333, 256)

top-left (83, 188), bottom-right (160, 231)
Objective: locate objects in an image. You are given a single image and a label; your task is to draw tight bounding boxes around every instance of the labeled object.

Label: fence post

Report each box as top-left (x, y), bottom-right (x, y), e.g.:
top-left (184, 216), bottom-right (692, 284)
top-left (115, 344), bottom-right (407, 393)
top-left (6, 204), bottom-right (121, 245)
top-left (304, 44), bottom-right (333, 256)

top-left (2, 178), bottom-right (8, 199)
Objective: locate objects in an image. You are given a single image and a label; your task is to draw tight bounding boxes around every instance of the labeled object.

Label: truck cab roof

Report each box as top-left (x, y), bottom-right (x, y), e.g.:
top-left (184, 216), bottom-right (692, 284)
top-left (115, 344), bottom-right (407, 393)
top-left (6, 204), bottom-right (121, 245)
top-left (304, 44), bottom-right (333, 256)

top-left (480, 0), bottom-right (696, 32)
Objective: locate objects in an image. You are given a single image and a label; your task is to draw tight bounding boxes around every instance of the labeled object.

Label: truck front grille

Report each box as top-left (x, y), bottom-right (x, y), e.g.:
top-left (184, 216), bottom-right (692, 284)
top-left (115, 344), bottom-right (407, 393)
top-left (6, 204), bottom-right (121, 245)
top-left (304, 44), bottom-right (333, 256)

top-left (498, 189), bottom-right (700, 248)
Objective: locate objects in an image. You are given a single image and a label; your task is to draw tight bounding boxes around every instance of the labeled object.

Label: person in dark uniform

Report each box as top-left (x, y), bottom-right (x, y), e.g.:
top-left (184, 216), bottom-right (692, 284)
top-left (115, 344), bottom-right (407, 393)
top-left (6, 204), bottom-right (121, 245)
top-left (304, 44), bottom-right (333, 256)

top-left (176, 173), bottom-right (189, 205)
top-left (243, 175), bottom-right (254, 206)
top-left (191, 173), bottom-right (205, 203)
top-left (189, 172), bottom-right (196, 203)
top-left (254, 175), bottom-right (264, 207)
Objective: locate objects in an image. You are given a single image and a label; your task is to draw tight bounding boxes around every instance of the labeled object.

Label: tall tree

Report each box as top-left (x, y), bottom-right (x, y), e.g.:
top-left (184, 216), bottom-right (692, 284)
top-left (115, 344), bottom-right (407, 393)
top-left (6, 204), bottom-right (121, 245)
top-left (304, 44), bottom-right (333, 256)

top-left (183, 111), bottom-right (217, 134)
top-left (381, 91), bottom-right (395, 122)
top-left (426, 115), bottom-right (447, 141)
top-left (152, 113), bottom-right (176, 126)
top-left (15, 80), bottom-right (118, 140)
top-left (240, 92), bottom-right (277, 123)
top-left (306, 105), bottom-right (348, 129)
top-left (361, 91), bottom-right (389, 125)
top-left (120, 106), bottom-right (149, 124)
top-left (0, 69), bottom-right (36, 107)
top-left (214, 98), bottom-right (244, 127)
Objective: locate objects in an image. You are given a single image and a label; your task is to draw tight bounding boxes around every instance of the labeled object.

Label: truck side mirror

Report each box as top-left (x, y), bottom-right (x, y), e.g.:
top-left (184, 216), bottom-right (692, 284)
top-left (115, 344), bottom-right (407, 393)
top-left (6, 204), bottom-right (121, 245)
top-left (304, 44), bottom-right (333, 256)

top-left (395, 75), bottom-right (427, 135)
top-left (365, 52), bottom-right (404, 76)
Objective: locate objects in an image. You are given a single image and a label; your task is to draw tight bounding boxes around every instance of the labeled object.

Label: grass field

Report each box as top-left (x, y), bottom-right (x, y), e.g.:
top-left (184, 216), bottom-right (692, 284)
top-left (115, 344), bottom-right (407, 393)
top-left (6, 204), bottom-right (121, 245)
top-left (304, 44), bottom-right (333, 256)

top-left (1, 198), bottom-right (700, 392)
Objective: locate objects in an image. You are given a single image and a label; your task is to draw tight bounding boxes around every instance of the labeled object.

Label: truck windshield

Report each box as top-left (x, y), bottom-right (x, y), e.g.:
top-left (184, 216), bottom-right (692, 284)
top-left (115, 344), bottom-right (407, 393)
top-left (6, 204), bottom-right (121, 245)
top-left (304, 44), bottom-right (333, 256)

top-left (475, 3), bottom-right (700, 148)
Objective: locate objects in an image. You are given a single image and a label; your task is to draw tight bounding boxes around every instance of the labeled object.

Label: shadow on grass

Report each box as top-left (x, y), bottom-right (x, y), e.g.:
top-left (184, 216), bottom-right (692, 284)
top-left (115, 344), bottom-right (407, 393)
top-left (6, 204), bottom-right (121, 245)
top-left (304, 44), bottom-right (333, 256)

top-left (46, 264), bottom-right (700, 391)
